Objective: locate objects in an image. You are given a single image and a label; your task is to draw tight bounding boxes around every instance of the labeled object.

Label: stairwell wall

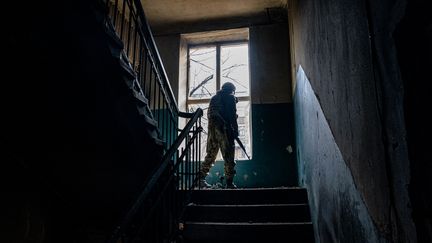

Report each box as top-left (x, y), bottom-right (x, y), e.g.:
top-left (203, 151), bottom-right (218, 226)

top-left (289, 0), bottom-right (417, 242)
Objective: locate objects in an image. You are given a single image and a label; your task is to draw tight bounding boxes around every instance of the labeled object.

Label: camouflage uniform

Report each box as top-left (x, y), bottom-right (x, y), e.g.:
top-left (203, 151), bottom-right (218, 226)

top-left (200, 88), bottom-right (238, 183)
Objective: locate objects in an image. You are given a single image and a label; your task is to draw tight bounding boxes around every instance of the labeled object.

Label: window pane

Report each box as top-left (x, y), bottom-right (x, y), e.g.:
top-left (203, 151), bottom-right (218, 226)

top-left (235, 100), bottom-right (252, 160)
top-left (221, 44), bottom-right (250, 97)
top-left (189, 46), bottom-right (216, 99)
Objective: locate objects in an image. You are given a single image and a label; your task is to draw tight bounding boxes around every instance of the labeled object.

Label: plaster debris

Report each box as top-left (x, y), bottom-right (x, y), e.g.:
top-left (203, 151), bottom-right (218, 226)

top-left (286, 145), bottom-right (293, 153)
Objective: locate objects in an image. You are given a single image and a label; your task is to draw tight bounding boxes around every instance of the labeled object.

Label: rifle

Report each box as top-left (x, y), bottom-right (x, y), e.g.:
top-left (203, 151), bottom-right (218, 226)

top-left (213, 111), bottom-right (251, 160)
top-left (235, 137), bottom-right (251, 160)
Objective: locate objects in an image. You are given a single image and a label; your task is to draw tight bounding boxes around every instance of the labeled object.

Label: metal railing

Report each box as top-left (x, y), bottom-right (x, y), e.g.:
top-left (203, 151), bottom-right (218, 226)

top-left (109, 110), bottom-right (203, 242)
top-left (107, 0), bottom-right (179, 149)
top-left (104, 0), bottom-right (204, 242)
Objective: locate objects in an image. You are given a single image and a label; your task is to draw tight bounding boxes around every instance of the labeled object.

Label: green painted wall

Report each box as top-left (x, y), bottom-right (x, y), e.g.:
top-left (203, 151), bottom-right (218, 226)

top-left (205, 103), bottom-right (298, 187)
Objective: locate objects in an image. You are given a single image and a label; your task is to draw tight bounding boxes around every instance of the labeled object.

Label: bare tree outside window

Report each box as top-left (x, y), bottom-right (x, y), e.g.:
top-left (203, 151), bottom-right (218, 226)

top-left (188, 46), bottom-right (216, 99)
top-left (187, 43), bottom-right (252, 160)
top-left (221, 44), bottom-right (250, 97)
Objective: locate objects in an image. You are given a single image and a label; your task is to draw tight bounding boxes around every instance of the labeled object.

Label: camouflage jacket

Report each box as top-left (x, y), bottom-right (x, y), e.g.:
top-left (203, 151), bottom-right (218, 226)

top-left (207, 90), bottom-right (238, 138)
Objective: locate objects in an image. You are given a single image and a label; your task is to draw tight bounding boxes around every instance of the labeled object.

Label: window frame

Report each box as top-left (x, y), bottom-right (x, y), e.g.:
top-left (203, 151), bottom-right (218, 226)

top-left (186, 40), bottom-right (252, 160)
top-left (186, 40), bottom-right (250, 105)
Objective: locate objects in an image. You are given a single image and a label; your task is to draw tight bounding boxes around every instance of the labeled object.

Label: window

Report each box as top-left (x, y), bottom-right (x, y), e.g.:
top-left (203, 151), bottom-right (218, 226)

top-left (187, 42), bottom-right (252, 160)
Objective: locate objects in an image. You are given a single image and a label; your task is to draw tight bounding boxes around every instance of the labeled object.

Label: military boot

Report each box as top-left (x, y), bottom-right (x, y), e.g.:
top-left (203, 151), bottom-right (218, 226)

top-left (225, 178), bottom-right (237, 189)
top-left (198, 178), bottom-right (212, 189)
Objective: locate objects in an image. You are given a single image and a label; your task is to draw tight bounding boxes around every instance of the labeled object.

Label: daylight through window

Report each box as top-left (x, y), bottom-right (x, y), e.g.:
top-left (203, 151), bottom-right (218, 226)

top-left (187, 42), bottom-right (252, 160)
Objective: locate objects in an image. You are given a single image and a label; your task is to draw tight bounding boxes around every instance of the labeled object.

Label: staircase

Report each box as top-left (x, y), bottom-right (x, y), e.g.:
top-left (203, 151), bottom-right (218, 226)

top-left (180, 187), bottom-right (315, 243)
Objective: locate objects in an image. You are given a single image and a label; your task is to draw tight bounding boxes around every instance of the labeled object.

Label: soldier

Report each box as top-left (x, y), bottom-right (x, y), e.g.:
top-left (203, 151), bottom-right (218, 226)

top-left (199, 82), bottom-right (239, 189)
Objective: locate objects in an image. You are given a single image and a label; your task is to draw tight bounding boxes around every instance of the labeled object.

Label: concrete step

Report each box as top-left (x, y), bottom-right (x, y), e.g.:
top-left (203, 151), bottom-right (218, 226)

top-left (183, 203), bottom-right (311, 223)
top-left (182, 222), bottom-right (314, 243)
top-left (190, 187), bottom-right (308, 205)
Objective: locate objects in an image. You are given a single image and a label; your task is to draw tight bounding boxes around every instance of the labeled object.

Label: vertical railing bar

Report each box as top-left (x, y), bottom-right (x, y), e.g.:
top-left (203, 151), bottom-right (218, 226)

top-left (177, 150), bottom-right (180, 192)
top-left (185, 144), bottom-right (188, 191)
top-left (171, 116), bottom-right (175, 148)
top-left (172, 113), bottom-right (175, 149)
top-left (182, 145), bottom-right (187, 190)
top-left (166, 103), bottom-right (169, 147)
top-left (192, 130), bottom-right (195, 188)
top-left (137, 41), bottom-right (144, 88)
top-left (142, 52), bottom-right (148, 94)
top-left (161, 90), bottom-right (165, 130)
top-left (167, 114), bottom-right (172, 150)
top-left (198, 117), bottom-right (202, 186)
top-left (189, 131), bottom-right (194, 190)
top-left (149, 69), bottom-right (154, 107)
top-left (180, 148), bottom-right (184, 191)
top-left (184, 137), bottom-right (188, 191)
top-left (192, 122), bottom-right (197, 184)
top-left (148, 69), bottom-right (153, 106)
top-left (164, 103), bottom-right (168, 147)
top-left (115, 1), bottom-right (121, 33)
top-left (146, 52), bottom-right (153, 94)
top-left (151, 74), bottom-right (155, 113)
top-left (174, 151), bottom-right (178, 226)
top-left (178, 149), bottom-right (181, 191)
top-left (119, 0), bottom-right (127, 40)
top-left (126, 0), bottom-right (133, 57)
top-left (132, 17), bottom-right (139, 68)
top-left (158, 88), bottom-right (162, 126)
top-left (196, 124), bottom-right (199, 184)
top-left (151, 70), bottom-right (158, 113)
top-left (192, 130), bottom-right (194, 189)
top-left (195, 124), bottom-right (198, 186)
top-left (113, 0), bottom-right (119, 24)
top-left (162, 101), bottom-right (166, 143)
top-left (188, 134), bottom-right (193, 190)
top-left (152, 74), bottom-right (157, 112)
top-left (138, 45), bottom-right (144, 88)
top-left (197, 121), bottom-right (200, 181)
top-left (187, 134), bottom-right (190, 190)
top-left (192, 131), bottom-right (195, 188)
top-left (156, 88), bottom-right (160, 127)
top-left (192, 124), bottom-right (195, 189)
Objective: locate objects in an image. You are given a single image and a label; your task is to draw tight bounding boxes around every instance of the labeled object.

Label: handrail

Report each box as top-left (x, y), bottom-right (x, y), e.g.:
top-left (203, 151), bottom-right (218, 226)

top-left (104, 1), bottom-right (204, 242)
top-left (131, 0), bottom-right (178, 112)
top-left (111, 109), bottom-right (202, 237)
top-left (106, 0), bottom-right (179, 150)
top-left (109, 109), bottom-right (203, 242)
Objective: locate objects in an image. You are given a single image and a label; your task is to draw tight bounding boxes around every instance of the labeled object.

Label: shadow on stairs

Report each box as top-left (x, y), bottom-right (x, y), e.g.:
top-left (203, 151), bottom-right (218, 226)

top-left (179, 187), bottom-right (315, 243)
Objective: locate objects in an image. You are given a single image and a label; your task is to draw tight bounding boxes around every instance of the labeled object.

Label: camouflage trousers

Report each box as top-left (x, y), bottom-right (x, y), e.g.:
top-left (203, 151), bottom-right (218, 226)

top-left (200, 120), bottom-right (236, 181)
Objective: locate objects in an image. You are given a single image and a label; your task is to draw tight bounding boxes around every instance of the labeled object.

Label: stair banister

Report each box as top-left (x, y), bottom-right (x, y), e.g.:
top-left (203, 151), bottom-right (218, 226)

top-left (104, 0), bottom-right (205, 241)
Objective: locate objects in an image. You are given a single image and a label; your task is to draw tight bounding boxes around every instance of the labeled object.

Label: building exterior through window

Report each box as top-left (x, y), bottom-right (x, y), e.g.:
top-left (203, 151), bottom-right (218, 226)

top-left (187, 42), bottom-right (252, 160)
